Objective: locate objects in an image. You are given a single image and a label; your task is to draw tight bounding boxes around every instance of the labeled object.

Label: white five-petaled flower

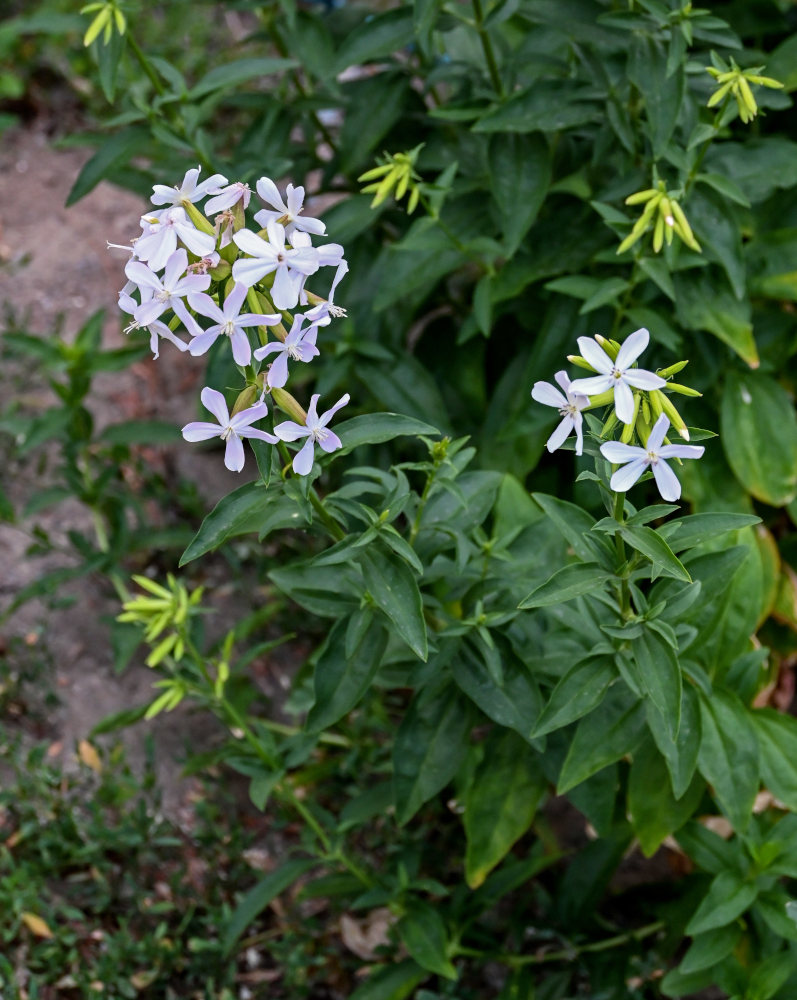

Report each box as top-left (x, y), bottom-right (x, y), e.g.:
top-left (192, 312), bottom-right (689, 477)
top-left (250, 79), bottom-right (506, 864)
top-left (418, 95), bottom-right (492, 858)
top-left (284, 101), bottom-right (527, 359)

top-left (600, 413), bottom-right (704, 502)
top-left (182, 387), bottom-right (278, 473)
top-left (151, 167), bottom-right (228, 207)
top-left (231, 222), bottom-right (320, 310)
top-left (531, 371), bottom-right (590, 456)
top-left (253, 316), bottom-right (320, 389)
top-left (304, 260), bottom-right (349, 326)
top-left (569, 328), bottom-right (666, 425)
top-left (118, 286), bottom-right (188, 358)
top-left (136, 207), bottom-right (217, 273)
top-left (254, 177), bottom-right (326, 238)
top-left (187, 282), bottom-right (280, 366)
top-left (204, 181), bottom-right (252, 216)
top-left (274, 393), bottom-right (350, 476)
top-left (126, 249), bottom-right (209, 332)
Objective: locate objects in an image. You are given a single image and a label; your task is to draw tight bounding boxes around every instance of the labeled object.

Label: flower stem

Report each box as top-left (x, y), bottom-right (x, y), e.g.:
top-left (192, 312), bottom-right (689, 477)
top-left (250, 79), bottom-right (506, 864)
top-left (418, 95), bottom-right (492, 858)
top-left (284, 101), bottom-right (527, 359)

top-left (613, 490), bottom-right (632, 618)
top-left (455, 920), bottom-right (664, 968)
top-left (471, 0), bottom-right (505, 98)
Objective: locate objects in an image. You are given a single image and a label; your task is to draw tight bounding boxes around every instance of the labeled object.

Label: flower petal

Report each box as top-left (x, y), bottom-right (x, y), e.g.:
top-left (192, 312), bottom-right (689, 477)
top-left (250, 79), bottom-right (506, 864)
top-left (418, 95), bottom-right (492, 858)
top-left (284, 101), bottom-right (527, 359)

top-left (188, 330), bottom-right (219, 357)
top-left (230, 328), bottom-right (252, 366)
top-left (610, 458), bottom-right (649, 493)
top-left (576, 336), bottom-right (613, 375)
top-left (271, 265), bottom-right (300, 310)
top-left (623, 368), bottom-right (667, 391)
top-left (182, 421), bottom-right (222, 442)
top-left (274, 420), bottom-right (309, 442)
top-left (545, 415), bottom-right (574, 453)
top-left (230, 402), bottom-right (268, 430)
top-left (223, 282), bottom-right (248, 317)
top-left (188, 291), bottom-right (224, 324)
top-left (318, 430), bottom-right (342, 454)
top-left (652, 459), bottom-right (682, 501)
top-left (657, 444), bottom-right (705, 460)
top-left (256, 177), bottom-right (286, 213)
top-left (573, 412), bottom-right (584, 456)
top-left (266, 351), bottom-right (289, 389)
top-left (292, 436), bottom-right (316, 476)
top-left (568, 374), bottom-right (614, 396)
top-left (600, 441), bottom-right (646, 463)
top-left (614, 380), bottom-right (635, 424)
top-left (318, 393), bottom-right (350, 427)
top-left (232, 257), bottom-right (273, 287)
top-left (163, 248), bottom-right (189, 289)
top-left (200, 387), bottom-right (229, 426)
top-left (240, 427), bottom-right (279, 444)
top-left (233, 229), bottom-right (273, 259)
top-left (224, 434), bottom-right (245, 472)
top-left (646, 413), bottom-right (670, 452)
top-left (615, 327), bottom-right (649, 370)
top-left (253, 341), bottom-right (284, 361)
top-left (531, 380), bottom-right (567, 408)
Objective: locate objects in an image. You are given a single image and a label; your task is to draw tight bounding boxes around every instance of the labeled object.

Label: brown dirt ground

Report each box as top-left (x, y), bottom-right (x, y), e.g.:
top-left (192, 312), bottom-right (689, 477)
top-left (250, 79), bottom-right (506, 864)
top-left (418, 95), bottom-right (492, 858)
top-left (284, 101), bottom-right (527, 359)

top-left (0, 125), bottom-right (281, 818)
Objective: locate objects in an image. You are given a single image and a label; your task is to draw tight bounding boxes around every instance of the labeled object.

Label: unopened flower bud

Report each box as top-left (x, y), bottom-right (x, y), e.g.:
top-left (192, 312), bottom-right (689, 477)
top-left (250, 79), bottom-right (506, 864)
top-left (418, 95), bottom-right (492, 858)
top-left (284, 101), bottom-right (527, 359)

top-left (182, 200), bottom-right (217, 237)
top-left (656, 390), bottom-right (690, 440)
top-left (666, 382), bottom-right (702, 398)
top-left (567, 354), bottom-right (597, 372)
top-left (594, 335), bottom-right (620, 360)
top-left (271, 387), bottom-right (307, 424)
top-left (620, 394), bottom-right (642, 443)
top-left (657, 360), bottom-right (689, 378)
top-left (208, 259), bottom-right (231, 281)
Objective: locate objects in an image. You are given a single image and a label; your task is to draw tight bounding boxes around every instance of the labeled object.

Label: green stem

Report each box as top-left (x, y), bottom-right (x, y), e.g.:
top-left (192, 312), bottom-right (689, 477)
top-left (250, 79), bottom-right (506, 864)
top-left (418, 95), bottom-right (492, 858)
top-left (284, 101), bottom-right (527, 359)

top-left (125, 32), bottom-right (166, 97)
top-left (684, 94), bottom-right (732, 194)
top-left (309, 488), bottom-right (345, 542)
top-left (456, 920), bottom-right (664, 968)
top-left (471, 0), bottom-right (505, 98)
top-left (613, 490), bottom-right (631, 618)
top-left (419, 193), bottom-right (489, 270)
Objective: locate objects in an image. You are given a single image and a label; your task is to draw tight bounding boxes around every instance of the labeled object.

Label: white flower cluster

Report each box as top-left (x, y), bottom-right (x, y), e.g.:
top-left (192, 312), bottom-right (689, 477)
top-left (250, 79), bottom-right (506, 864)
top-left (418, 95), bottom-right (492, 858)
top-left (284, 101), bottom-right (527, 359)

top-left (532, 327), bottom-right (704, 502)
top-left (113, 168), bottom-right (349, 475)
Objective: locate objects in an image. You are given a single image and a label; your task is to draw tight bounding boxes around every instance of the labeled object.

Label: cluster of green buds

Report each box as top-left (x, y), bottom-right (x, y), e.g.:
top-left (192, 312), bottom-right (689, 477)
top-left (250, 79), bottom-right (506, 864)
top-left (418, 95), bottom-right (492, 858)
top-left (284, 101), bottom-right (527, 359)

top-left (117, 574), bottom-right (203, 667)
top-left (81, 0), bottom-right (126, 46)
top-left (706, 54), bottom-right (784, 124)
top-left (619, 181), bottom-right (701, 256)
top-left (358, 144), bottom-right (424, 212)
top-left (568, 336), bottom-right (700, 445)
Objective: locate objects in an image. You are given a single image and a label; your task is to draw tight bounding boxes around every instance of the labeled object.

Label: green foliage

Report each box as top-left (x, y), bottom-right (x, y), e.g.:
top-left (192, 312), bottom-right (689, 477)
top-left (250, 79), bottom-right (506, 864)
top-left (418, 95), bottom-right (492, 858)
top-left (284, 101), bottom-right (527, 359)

top-left (8, 0), bottom-right (797, 996)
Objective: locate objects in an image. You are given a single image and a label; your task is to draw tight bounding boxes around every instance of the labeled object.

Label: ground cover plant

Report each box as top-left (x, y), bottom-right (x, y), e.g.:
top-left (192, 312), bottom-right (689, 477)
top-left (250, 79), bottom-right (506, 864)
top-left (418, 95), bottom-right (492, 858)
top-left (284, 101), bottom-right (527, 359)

top-left (4, 0), bottom-right (797, 996)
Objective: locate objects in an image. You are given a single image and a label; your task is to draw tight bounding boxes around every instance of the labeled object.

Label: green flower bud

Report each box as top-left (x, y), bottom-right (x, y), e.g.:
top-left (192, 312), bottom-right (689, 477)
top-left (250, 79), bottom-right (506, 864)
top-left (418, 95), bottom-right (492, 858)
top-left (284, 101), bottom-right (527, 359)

top-left (271, 387), bottom-right (307, 424)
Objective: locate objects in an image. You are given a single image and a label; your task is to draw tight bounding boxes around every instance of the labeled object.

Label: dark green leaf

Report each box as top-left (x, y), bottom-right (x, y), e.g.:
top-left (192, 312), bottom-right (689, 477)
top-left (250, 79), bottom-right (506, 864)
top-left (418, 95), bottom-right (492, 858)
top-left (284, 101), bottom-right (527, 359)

top-left (752, 709), bottom-right (797, 812)
top-left (397, 904), bottom-right (457, 980)
top-left (306, 619), bottom-right (388, 731)
top-left (646, 684), bottom-right (701, 800)
top-left (223, 858), bottom-right (316, 955)
top-left (620, 525), bottom-right (691, 582)
top-left (488, 133), bottom-right (551, 253)
top-left (697, 689), bottom-right (759, 832)
top-left (557, 688), bottom-right (646, 794)
top-left (628, 737), bottom-right (704, 857)
top-left (188, 57), bottom-right (298, 99)
top-left (66, 128), bottom-right (148, 205)
top-left (532, 655), bottom-right (616, 738)
top-left (348, 960), bottom-right (427, 1000)
top-left (631, 628), bottom-right (682, 739)
top-left (360, 547), bottom-right (427, 660)
top-left (721, 372), bottom-right (797, 507)
top-left (519, 562), bottom-right (612, 608)
top-left (333, 8), bottom-right (415, 73)
top-left (335, 412), bottom-right (440, 455)
top-left (393, 679), bottom-right (473, 824)
top-left (464, 729), bottom-right (546, 888)
top-left (452, 643), bottom-right (541, 739)
top-left (685, 870), bottom-right (758, 936)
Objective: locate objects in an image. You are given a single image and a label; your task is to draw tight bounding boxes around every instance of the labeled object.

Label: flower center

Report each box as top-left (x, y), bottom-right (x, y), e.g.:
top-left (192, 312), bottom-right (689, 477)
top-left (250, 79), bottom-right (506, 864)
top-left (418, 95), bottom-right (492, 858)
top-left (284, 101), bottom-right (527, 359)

top-left (222, 319), bottom-right (236, 338)
top-left (287, 343), bottom-right (302, 360)
top-left (221, 425), bottom-right (237, 442)
top-left (646, 450), bottom-right (659, 464)
top-left (559, 403), bottom-right (578, 417)
top-left (611, 368), bottom-right (623, 380)
top-left (313, 427), bottom-right (330, 443)
top-left (156, 289), bottom-right (171, 303)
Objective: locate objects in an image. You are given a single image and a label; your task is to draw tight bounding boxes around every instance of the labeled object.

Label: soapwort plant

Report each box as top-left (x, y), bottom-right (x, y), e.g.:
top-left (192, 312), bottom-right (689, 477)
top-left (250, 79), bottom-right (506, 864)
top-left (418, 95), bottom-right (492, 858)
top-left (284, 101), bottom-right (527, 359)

top-left (11, 0), bottom-right (793, 995)
top-left (109, 165), bottom-right (797, 998)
